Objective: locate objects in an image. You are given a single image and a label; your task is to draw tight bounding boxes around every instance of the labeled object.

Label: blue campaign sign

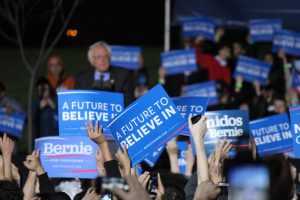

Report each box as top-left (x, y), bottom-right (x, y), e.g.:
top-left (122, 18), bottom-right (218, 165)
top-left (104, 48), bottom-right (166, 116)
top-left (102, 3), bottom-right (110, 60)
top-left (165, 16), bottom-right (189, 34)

top-left (0, 109), bottom-right (26, 137)
top-left (250, 114), bottom-right (293, 156)
top-left (181, 17), bottom-right (215, 40)
top-left (234, 56), bottom-right (271, 85)
top-left (182, 81), bottom-right (218, 106)
top-left (291, 60), bottom-right (300, 88)
top-left (272, 30), bottom-right (300, 56)
top-left (58, 90), bottom-right (124, 139)
top-left (249, 19), bottom-right (282, 42)
top-left (107, 84), bottom-right (186, 166)
top-left (203, 110), bottom-right (249, 156)
top-left (289, 105), bottom-right (300, 158)
top-left (35, 136), bottom-right (99, 178)
top-left (177, 141), bottom-right (188, 175)
top-left (144, 145), bottom-right (165, 167)
top-left (161, 49), bottom-right (197, 75)
top-left (110, 45), bottom-right (141, 70)
top-left (173, 96), bottom-right (208, 136)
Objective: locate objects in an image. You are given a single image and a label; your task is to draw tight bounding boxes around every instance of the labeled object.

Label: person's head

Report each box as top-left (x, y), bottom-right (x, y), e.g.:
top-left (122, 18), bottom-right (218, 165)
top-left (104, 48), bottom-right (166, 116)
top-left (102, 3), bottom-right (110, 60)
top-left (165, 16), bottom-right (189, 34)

top-left (0, 81), bottom-right (5, 100)
top-left (232, 42), bottom-right (245, 57)
top-left (272, 96), bottom-right (287, 114)
top-left (164, 184), bottom-right (185, 200)
top-left (88, 41), bottom-right (111, 72)
top-left (239, 102), bottom-right (249, 111)
top-left (36, 77), bottom-right (52, 98)
top-left (218, 44), bottom-right (231, 60)
top-left (39, 192), bottom-right (71, 200)
top-left (47, 55), bottom-right (64, 78)
top-left (216, 81), bottom-right (231, 104)
top-left (264, 53), bottom-right (274, 65)
top-left (0, 180), bottom-right (23, 200)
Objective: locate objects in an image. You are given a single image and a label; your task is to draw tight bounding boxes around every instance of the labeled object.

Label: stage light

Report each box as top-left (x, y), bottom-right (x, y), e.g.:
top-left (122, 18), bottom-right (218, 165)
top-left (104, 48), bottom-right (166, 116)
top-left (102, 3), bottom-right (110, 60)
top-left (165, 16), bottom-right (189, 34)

top-left (66, 29), bottom-right (78, 37)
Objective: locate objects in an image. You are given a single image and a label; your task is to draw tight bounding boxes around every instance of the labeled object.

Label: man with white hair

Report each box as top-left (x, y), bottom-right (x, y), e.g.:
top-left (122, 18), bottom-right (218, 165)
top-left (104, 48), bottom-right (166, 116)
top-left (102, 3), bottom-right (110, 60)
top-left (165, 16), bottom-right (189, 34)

top-left (75, 41), bottom-right (134, 105)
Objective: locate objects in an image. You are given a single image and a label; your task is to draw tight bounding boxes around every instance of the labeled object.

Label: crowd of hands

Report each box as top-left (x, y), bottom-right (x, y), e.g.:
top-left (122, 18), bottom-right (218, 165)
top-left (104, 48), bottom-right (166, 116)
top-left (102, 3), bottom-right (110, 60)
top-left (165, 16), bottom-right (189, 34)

top-left (0, 116), bottom-right (232, 200)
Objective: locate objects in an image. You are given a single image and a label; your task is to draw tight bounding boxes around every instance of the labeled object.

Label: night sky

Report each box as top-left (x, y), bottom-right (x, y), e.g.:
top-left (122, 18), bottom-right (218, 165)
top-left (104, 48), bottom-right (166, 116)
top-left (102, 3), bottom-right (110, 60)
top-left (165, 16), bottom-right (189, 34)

top-left (0, 0), bottom-right (167, 47)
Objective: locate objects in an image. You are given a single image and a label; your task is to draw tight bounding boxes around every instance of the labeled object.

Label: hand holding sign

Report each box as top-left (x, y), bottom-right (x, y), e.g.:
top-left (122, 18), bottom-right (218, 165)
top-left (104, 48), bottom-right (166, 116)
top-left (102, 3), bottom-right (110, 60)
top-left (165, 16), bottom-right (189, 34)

top-left (23, 150), bottom-right (45, 176)
top-left (189, 116), bottom-right (207, 142)
top-left (189, 116), bottom-right (209, 184)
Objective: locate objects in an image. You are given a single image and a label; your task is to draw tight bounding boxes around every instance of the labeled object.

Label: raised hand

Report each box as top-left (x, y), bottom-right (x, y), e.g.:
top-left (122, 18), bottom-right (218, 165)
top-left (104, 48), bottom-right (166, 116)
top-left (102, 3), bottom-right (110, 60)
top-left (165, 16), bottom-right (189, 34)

top-left (189, 116), bottom-right (209, 184)
top-left (166, 140), bottom-right (178, 156)
top-left (138, 171), bottom-right (151, 189)
top-left (194, 180), bottom-right (221, 200)
top-left (188, 116), bottom-right (207, 142)
top-left (0, 134), bottom-right (15, 180)
top-left (95, 149), bottom-right (106, 177)
top-left (0, 133), bottom-right (15, 158)
top-left (82, 188), bottom-right (100, 200)
top-left (115, 145), bottom-right (131, 176)
top-left (166, 140), bottom-right (180, 173)
top-left (85, 121), bottom-right (106, 145)
top-left (85, 120), bottom-right (113, 162)
top-left (112, 176), bottom-right (150, 200)
top-left (185, 144), bottom-right (195, 177)
top-left (23, 150), bottom-right (45, 175)
top-left (208, 140), bottom-right (231, 184)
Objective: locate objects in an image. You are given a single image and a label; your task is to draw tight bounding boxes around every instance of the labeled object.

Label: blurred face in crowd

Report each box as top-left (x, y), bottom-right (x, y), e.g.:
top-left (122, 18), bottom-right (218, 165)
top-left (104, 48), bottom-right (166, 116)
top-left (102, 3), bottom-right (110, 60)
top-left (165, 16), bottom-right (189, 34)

top-left (233, 42), bottom-right (244, 57)
top-left (264, 53), bottom-right (274, 65)
top-left (219, 46), bottom-right (231, 60)
top-left (273, 99), bottom-right (286, 114)
top-left (91, 45), bottom-right (110, 72)
top-left (47, 56), bottom-right (63, 78)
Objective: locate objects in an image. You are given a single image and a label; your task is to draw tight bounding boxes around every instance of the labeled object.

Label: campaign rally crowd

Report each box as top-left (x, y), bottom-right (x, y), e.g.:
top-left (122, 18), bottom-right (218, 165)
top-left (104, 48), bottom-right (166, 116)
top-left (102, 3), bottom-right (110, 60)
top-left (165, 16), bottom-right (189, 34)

top-left (2, 14), bottom-right (300, 200)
